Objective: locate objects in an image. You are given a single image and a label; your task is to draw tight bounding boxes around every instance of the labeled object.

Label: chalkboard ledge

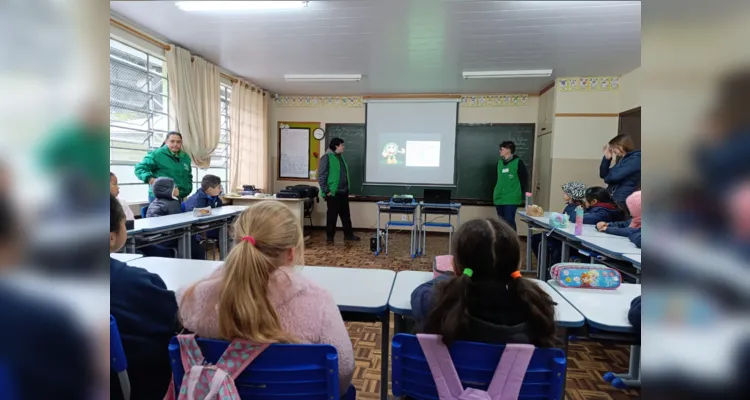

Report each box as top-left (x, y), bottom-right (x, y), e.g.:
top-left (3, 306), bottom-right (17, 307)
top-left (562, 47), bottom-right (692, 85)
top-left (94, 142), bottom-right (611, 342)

top-left (348, 194), bottom-right (496, 207)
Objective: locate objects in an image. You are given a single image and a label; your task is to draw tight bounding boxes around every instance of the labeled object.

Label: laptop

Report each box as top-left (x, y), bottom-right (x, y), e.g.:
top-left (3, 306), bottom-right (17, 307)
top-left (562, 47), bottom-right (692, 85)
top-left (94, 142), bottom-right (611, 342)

top-left (423, 189), bottom-right (451, 204)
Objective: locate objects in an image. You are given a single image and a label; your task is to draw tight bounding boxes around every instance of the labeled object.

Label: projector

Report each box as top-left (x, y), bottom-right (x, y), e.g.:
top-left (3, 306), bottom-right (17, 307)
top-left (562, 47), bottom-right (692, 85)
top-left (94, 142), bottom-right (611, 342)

top-left (391, 194), bottom-right (414, 204)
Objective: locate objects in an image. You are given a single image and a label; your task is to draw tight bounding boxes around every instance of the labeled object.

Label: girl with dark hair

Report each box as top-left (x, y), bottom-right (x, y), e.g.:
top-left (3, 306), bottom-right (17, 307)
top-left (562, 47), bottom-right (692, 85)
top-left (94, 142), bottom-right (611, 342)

top-left (582, 186), bottom-right (625, 224)
top-left (600, 134), bottom-right (641, 210)
top-left (134, 131), bottom-right (193, 202)
top-left (411, 218), bottom-right (557, 348)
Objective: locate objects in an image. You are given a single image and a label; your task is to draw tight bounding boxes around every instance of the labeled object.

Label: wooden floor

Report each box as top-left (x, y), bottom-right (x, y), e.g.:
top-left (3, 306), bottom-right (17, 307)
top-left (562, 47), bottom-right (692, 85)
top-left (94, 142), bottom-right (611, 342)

top-left (302, 229), bottom-right (641, 400)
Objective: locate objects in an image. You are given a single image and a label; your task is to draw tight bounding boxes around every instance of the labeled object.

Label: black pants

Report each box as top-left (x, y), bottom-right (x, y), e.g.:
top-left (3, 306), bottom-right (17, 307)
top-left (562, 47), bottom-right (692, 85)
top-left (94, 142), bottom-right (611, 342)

top-left (325, 192), bottom-right (354, 239)
top-left (495, 205), bottom-right (518, 231)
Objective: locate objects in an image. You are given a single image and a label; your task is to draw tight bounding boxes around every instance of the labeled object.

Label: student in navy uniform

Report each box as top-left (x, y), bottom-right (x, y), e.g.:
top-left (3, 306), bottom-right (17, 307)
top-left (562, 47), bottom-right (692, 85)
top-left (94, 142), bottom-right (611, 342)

top-left (600, 134), bottom-right (641, 212)
top-left (598, 191), bottom-right (642, 247)
top-left (531, 181), bottom-right (586, 265)
top-left (110, 195), bottom-right (179, 400)
top-left (582, 186), bottom-right (625, 225)
top-left (411, 218), bottom-right (557, 347)
top-left (0, 189), bottom-right (91, 399)
top-left (184, 174), bottom-right (223, 211)
top-left (493, 141), bottom-right (529, 231)
top-left (145, 177), bottom-right (205, 259)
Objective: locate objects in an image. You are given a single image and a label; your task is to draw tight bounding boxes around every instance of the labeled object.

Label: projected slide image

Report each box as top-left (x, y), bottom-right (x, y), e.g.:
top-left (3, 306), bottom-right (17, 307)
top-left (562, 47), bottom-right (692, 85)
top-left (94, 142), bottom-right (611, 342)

top-left (406, 141), bottom-right (441, 167)
top-left (380, 141), bottom-right (406, 165)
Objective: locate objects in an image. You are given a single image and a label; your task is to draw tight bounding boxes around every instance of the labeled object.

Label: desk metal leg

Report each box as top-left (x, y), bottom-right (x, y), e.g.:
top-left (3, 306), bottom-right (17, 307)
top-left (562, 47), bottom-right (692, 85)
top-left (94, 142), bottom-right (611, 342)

top-left (380, 311), bottom-right (390, 400)
top-left (219, 222), bottom-right (229, 260)
top-left (179, 231), bottom-right (191, 259)
top-left (539, 234), bottom-right (548, 280)
top-left (125, 237), bottom-right (136, 253)
top-left (612, 345), bottom-right (641, 388)
top-left (561, 241), bottom-right (570, 263)
top-left (525, 222), bottom-right (533, 273)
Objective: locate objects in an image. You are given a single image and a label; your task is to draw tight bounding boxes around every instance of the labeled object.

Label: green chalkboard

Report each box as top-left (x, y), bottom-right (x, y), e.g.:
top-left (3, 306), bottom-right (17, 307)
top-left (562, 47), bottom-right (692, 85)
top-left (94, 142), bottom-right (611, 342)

top-left (325, 123), bottom-right (535, 203)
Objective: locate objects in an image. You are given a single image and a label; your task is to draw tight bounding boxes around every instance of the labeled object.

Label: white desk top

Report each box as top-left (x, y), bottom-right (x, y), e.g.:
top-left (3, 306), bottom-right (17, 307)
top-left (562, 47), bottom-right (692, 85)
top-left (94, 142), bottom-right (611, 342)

top-left (300, 266), bottom-right (395, 314)
top-left (110, 253), bottom-right (144, 263)
top-left (623, 254), bottom-right (641, 266)
top-left (387, 271), bottom-right (584, 328)
top-left (129, 207), bottom-right (246, 234)
top-left (548, 280), bottom-right (640, 332)
top-left (127, 257), bottom-right (223, 290)
top-left (228, 196), bottom-right (304, 203)
top-left (579, 236), bottom-right (641, 258)
top-left (557, 224), bottom-right (617, 239)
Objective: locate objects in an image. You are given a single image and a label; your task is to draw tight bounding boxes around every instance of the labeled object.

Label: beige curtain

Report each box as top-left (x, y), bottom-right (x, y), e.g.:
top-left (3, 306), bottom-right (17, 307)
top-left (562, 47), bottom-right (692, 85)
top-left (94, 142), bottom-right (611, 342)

top-left (229, 81), bottom-right (269, 192)
top-left (165, 45), bottom-right (220, 168)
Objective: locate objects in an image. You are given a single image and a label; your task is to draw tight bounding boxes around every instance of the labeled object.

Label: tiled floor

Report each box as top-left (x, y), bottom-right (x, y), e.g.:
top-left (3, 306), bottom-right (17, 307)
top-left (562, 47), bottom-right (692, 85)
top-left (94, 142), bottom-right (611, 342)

top-left (304, 229), bottom-right (641, 400)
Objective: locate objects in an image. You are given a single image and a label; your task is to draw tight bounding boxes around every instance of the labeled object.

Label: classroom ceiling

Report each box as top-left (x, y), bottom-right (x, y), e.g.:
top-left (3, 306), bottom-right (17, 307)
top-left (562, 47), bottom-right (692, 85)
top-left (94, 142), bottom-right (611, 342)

top-left (110, 0), bottom-right (641, 95)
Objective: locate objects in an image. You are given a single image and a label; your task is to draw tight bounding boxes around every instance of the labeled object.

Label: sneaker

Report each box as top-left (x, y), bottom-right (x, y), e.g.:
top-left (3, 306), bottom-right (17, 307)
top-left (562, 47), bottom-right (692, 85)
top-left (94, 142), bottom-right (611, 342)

top-left (344, 235), bottom-right (361, 242)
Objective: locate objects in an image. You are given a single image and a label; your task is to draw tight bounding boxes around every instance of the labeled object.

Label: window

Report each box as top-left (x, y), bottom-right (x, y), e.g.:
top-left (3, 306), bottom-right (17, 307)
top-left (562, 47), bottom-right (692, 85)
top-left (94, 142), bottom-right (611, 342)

top-left (109, 38), bottom-right (232, 203)
top-left (193, 84), bottom-right (231, 194)
top-left (110, 38), bottom-right (171, 203)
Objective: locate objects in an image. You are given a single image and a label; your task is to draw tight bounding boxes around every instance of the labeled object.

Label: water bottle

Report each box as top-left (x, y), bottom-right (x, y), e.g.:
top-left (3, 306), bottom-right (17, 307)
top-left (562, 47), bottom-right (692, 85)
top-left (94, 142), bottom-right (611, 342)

top-left (574, 206), bottom-right (584, 235)
top-left (525, 192), bottom-right (532, 212)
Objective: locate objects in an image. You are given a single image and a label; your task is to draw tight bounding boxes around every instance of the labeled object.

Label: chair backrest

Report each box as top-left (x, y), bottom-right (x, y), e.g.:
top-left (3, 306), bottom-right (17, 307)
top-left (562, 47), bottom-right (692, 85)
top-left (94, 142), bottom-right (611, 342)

top-left (168, 337), bottom-right (342, 399)
top-left (110, 315), bottom-right (127, 373)
top-left (392, 334), bottom-right (566, 400)
top-left (140, 206), bottom-right (148, 218)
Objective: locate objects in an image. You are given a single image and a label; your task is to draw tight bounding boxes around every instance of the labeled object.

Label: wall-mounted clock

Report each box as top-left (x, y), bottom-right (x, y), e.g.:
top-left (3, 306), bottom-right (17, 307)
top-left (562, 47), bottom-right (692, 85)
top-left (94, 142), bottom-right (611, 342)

top-left (313, 128), bottom-right (325, 140)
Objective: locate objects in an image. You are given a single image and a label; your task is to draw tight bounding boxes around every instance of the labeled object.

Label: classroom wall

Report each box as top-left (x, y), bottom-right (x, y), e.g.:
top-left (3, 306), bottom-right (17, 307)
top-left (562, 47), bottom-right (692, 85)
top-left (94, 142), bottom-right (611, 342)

top-left (619, 67), bottom-right (642, 112)
top-left (269, 96), bottom-right (539, 235)
top-left (547, 86), bottom-right (622, 212)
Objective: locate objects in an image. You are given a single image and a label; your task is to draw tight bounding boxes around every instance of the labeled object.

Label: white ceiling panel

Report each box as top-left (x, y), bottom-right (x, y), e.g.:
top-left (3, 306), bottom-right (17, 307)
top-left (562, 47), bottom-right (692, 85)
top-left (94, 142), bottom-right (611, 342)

top-left (111, 0), bottom-right (641, 95)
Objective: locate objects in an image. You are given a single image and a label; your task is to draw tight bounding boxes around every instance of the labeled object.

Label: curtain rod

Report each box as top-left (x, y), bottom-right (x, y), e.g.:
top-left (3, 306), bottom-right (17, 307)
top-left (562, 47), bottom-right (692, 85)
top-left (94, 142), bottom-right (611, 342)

top-left (110, 17), bottom-right (267, 95)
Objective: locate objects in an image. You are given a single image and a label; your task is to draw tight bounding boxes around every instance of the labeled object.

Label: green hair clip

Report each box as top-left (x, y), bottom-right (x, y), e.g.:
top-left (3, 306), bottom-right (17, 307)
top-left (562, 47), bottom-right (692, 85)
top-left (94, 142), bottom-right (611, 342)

top-left (463, 268), bottom-right (473, 278)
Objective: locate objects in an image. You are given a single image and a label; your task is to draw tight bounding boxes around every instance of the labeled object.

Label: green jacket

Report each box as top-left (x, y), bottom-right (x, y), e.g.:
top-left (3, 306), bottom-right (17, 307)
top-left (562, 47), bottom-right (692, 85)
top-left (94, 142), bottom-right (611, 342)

top-left (493, 157), bottom-right (522, 206)
top-left (134, 146), bottom-right (193, 198)
top-left (319, 150), bottom-right (350, 197)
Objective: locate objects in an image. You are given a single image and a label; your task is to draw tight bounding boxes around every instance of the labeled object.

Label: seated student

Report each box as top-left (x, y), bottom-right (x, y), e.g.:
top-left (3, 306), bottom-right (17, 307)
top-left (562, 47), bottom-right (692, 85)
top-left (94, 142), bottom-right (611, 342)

top-left (582, 186), bottom-right (624, 225)
top-left (184, 174), bottom-right (223, 211)
top-left (110, 172), bottom-right (134, 221)
top-left (411, 218), bottom-right (557, 347)
top-left (177, 201), bottom-right (354, 393)
top-left (597, 190), bottom-right (641, 237)
top-left (145, 177), bottom-right (205, 259)
top-left (629, 229), bottom-right (641, 248)
top-left (109, 194), bottom-right (179, 400)
top-left (628, 295), bottom-right (641, 332)
top-left (145, 177), bottom-right (182, 217)
top-left (531, 182), bottom-right (586, 265)
top-left (0, 186), bottom-right (91, 399)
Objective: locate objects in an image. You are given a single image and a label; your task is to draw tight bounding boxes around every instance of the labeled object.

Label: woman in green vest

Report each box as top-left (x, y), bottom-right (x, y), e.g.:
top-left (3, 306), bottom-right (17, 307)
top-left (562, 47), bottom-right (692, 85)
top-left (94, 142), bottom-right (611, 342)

top-left (134, 131), bottom-right (194, 202)
top-left (493, 141), bottom-right (530, 231)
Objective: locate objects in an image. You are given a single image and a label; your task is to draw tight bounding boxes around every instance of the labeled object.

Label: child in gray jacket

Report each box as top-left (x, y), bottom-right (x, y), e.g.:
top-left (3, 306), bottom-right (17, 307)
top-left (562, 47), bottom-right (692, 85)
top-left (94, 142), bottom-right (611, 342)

top-left (146, 177), bottom-right (182, 217)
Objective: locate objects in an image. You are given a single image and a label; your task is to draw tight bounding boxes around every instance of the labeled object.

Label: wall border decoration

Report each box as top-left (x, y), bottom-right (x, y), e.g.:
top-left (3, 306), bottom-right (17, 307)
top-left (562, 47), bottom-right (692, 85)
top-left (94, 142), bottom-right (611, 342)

top-left (274, 96), bottom-right (364, 107)
top-left (460, 94), bottom-right (529, 107)
top-left (557, 77), bottom-right (620, 92)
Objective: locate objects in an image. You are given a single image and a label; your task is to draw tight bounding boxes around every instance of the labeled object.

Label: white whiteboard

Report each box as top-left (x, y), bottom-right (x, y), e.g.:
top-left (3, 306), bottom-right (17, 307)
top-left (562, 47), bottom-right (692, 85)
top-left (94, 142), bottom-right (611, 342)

top-left (279, 128), bottom-right (310, 179)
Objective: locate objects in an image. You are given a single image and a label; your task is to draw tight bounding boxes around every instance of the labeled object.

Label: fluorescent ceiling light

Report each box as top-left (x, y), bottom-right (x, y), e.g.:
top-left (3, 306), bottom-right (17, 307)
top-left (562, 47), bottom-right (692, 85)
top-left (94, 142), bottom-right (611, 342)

top-left (462, 70), bottom-right (553, 79)
top-left (175, 1), bottom-right (308, 12)
top-left (284, 74), bottom-right (362, 82)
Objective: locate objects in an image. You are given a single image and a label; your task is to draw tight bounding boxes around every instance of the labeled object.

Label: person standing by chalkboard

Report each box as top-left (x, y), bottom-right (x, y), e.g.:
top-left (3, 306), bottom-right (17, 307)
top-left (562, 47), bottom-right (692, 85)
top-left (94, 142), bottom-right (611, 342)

top-left (493, 141), bottom-right (529, 231)
top-left (318, 138), bottom-right (360, 243)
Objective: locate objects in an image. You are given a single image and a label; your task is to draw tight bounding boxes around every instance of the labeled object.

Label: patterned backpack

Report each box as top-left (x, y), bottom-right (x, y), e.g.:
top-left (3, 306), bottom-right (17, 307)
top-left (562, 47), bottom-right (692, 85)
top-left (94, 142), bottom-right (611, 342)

top-left (417, 334), bottom-right (534, 400)
top-left (164, 334), bottom-right (269, 400)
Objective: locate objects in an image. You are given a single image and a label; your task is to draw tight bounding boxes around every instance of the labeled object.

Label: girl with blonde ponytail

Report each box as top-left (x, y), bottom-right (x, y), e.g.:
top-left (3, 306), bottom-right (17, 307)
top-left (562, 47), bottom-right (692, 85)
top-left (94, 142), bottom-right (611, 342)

top-left (177, 201), bottom-right (354, 392)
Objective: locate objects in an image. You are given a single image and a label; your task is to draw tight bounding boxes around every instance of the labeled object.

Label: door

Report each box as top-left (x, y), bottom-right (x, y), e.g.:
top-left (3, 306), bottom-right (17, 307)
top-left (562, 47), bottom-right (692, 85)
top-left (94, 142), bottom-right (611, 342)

top-left (534, 132), bottom-right (553, 209)
top-left (619, 107), bottom-right (641, 149)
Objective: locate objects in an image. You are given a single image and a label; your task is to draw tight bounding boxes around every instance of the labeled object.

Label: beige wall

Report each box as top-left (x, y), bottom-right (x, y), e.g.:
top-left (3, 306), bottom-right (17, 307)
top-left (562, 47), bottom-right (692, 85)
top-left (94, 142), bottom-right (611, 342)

top-left (268, 97), bottom-right (539, 235)
top-left (619, 67), bottom-right (642, 112)
top-left (547, 87), bottom-right (621, 212)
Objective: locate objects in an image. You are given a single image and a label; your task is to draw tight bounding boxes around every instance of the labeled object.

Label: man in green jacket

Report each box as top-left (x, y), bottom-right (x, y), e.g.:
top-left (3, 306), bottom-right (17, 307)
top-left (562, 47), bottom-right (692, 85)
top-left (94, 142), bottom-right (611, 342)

top-left (317, 138), bottom-right (359, 243)
top-left (134, 132), bottom-right (193, 201)
top-left (493, 141), bottom-right (529, 231)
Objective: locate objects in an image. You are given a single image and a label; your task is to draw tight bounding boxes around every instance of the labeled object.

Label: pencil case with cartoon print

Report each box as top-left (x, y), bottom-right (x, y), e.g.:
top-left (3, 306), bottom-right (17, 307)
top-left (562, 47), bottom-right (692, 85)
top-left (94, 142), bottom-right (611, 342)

top-left (551, 263), bottom-right (622, 289)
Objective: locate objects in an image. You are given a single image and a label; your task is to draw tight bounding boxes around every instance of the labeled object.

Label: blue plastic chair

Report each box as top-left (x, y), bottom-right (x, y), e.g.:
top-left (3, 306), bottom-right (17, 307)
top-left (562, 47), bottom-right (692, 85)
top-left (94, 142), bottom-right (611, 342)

top-left (140, 206), bottom-right (148, 218)
top-left (110, 315), bottom-right (130, 400)
top-left (168, 337), bottom-right (356, 399)
top-left (392, 334), bottom-right (566, 400)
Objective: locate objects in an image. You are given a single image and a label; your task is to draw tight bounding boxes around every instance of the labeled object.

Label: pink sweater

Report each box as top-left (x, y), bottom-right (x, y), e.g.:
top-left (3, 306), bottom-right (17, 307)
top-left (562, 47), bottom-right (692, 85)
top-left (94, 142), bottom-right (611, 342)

top-left (176, 267), bottom-right (354, 393)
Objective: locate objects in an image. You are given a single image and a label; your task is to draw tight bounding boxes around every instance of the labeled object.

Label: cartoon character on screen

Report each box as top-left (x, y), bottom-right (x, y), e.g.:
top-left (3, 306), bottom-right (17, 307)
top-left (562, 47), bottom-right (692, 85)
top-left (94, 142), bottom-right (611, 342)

top-left (382, 142), bottom-right (406, 164)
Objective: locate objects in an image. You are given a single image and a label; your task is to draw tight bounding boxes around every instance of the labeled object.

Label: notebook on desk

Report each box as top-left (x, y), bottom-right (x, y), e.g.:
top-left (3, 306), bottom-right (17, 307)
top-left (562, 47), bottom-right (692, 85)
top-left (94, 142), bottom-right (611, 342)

top-left (423, 189), bottom-right (451, 204)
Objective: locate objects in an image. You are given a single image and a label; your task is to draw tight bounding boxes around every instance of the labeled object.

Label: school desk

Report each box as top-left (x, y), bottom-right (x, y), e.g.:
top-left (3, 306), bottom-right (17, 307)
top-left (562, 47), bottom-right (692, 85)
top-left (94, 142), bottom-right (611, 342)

top-left (127, 257), bottom-right (223, 290)
top-left (299, 266), bottom-right (396, 400)
top-left (548, 281), bottom-right (642, 388)
top-left (225, 196), bottom-right (305, 233)
top-left (110, 253), bottom-right (144, 263)
top-left (623, 253), bottom-right (641, 268)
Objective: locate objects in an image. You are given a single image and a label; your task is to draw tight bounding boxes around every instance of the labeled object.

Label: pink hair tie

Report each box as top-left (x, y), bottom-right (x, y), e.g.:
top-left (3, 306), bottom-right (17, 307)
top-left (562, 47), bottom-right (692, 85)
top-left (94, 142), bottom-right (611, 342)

top-left (241, 236), bottom-right (256, 246)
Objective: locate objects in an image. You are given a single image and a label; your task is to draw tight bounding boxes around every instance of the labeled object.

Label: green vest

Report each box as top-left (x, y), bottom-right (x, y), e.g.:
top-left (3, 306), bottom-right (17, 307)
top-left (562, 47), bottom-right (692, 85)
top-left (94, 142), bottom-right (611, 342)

top-left (324, 153), bottom-right (350, 196)
top-left (493, 157), bottom-right (522, 205)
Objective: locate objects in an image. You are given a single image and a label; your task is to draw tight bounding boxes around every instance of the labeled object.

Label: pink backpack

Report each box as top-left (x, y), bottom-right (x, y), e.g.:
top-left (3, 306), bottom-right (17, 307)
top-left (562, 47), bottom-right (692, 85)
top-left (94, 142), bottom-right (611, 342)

top-left (164, 334), bottom-right (269, 400)
top-left (417, 334), bottom-right (534, 400)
